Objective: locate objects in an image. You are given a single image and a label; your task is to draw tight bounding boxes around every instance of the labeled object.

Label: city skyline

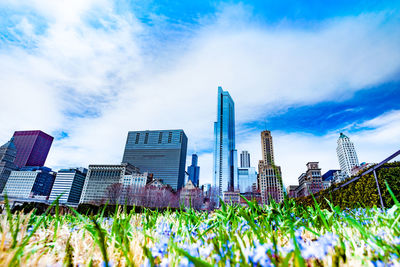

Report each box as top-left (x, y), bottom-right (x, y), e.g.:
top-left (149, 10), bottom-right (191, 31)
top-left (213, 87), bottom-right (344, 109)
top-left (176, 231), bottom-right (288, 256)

top-left (0, 1), bottom-right (400, 187)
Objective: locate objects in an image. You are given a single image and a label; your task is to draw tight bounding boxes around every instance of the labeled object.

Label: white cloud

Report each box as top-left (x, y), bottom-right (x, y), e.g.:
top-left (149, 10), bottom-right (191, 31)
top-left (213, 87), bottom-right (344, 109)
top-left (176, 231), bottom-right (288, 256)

top-left (0, 3), bottom-right (399, 188)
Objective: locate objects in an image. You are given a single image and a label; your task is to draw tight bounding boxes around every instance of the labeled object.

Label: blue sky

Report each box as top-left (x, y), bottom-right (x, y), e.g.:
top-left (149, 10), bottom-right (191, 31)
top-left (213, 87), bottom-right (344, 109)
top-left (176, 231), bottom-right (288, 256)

top-left (0, 0), bottom-right (399, 186)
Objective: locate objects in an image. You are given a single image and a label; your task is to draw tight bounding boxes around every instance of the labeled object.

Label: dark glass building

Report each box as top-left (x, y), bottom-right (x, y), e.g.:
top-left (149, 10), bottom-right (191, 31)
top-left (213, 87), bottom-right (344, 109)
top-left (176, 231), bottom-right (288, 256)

top-left (12, 130), bottom-right (54, 168)
top-left (49, 168), bottom-right (88, 204)
top-left (0, 138), bottom-right (18, 193)
top-left (213, 87), bottom-right (237, 199)
top-left (187, 154), bottom-right (200, 187)
top-left (122, 130), bottom-right (188, 191)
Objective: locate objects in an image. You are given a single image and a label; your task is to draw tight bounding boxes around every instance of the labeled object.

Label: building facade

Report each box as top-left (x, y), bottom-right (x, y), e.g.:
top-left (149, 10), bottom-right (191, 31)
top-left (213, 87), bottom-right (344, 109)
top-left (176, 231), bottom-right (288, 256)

top-left (122, 172), bottom-right (150, 193)
top-left (237, 167), bottom-right (257, 193)
top-left (296, 162), bottom-right (323, 198)
top-left (80, 163), bottom-right (139, 204)
top-left (4, 166), bottom-right (56, 199)
top-left (0, 138), bottom-right (18, 193)
top-left (12, 130), bottom-right (53, 168)
top-left (122, 130), bottom-right (188, 191)
top-left (49, 168), bottom-right (88, 204)
top-left (336, 133), bottom-right (359, 178)
top-left (213, 86), bottom-right (238, 199)
top-left (258, 130), bottom-right (284, 204)
top-left (286, 185), bottom-right (298, 198)
top-left (187, 154), bottom-right (200, 187)
top-left (240, 151), bottom-right (250, 168)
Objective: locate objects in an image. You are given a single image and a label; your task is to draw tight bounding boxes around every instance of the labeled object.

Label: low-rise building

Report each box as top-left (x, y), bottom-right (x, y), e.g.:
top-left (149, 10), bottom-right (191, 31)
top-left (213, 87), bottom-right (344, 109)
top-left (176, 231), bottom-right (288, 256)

top-left (4, 166), bottom-right (56, 199)
top-left (286, 185), bottom-right (298, 198)
top-left (223, 190), bottom-right (240, 205)
top-left (80, 163), bottom-right (139, 204)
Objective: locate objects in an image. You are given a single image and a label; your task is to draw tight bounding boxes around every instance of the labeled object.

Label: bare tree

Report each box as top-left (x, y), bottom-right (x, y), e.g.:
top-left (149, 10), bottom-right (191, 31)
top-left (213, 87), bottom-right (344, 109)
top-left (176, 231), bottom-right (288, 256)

top-left (105, 183), bottom-right (124, 205)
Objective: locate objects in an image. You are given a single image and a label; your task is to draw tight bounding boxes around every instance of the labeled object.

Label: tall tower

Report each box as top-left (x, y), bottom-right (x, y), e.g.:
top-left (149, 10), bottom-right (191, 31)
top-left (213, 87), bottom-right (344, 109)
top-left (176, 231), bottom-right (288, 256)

top-left (240, 151), bottom-right (250, 168)
top-left (0, 138), bottom-right (18, 193)
top-left (12, 130), bottom-right (53, 168)
top-left (187, 154), bottom-right (200, 187)
top-left (213, 86), bottom-right (237, 199)
top-left (336, 133), bottom-right (359, 177)
top-left (258, 130), bottom-right (284, 204)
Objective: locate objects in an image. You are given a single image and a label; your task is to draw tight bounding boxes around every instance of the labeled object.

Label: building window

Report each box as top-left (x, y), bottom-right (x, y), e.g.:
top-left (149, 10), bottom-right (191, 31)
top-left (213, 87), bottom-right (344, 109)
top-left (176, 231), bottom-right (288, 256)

top-left (168, 132), bottom-right (172, 143)
top-left (135, 133), bottom-right (140, 144)
top-left (144, 133), bottom-right (149, 144)
top-left (158, 132), bottom-right (163, 144)
top-left (179, 132), bottom-right (183, 143)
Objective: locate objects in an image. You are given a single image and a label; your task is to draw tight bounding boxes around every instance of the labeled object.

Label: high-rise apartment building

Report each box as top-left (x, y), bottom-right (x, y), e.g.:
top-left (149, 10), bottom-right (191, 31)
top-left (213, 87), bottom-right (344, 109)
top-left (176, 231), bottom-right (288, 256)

top-left (4, 166), bottom-right (56, 199)
top-left (122, 130), bottom-right (188, 191)
top-left (12, 130), bottom-right (53, 168)
top-left (240, 151), bottom-right (251, 168)
top-left (187, 154), bottom-right (200, 187)
top-left (213, 86), bottom-right (238, 199)
top-left (49, 168), bottom-right (88, 204)
top-left (258, 130), bottom-right (284, 204)
top-left (0, 138), bottom-right (18, 193)
top-left (336, 133), bottom-right (359, 178)
top-left (80, 163), bottom-right (139, 204)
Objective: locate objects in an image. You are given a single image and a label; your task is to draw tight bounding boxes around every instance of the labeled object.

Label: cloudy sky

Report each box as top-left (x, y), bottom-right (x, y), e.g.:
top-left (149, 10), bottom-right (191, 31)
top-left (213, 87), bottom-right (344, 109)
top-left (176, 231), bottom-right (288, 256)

top-left (1, 0), bottom-right (399, 187)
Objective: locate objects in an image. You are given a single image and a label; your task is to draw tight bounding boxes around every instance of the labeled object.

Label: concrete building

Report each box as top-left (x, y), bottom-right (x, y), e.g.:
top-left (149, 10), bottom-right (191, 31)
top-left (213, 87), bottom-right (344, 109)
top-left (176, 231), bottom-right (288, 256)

top-left (80, 163), bottom-right (139, 204)
top-left (223, 190), bottom-right (240, 205)
top-left (187, 154), bottom-right (200, 187)
top-left (122, 172), bottom-right (150, 193)
top-left (287, 185), bottom-right (298, 198)
top-left (240, 151), bottom-right (250, 168)
top-left (4, 166), bottom-right (56, 199)
top-left (258, 130), bottom-right (284, 204)
top-left (213, 86), bottom-right (238, 200)
top-left (49, 168), bottom-right (88, 204)
top-left (237, 167), bottom-right (257, 193)
top-left (336, 133), bottom-right (359, 178)
top-left (0, 138), bottom-right (18, 193)
top-left (296, 162), bottom-right (323, 198)
top-left (122, 130), bottom-right (188, 191)
top-left (12, 130), bottom-right (53, 168)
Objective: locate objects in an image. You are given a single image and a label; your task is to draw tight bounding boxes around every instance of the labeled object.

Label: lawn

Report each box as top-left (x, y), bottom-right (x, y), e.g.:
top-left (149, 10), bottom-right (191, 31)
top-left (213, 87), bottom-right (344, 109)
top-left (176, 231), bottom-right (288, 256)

top-left (1, 193), bottom-right (400, 266)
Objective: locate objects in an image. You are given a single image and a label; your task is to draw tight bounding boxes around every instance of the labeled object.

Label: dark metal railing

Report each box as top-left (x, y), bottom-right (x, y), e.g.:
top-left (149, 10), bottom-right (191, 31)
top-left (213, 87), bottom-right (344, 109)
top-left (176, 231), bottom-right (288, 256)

top-left (331, 149), bottom-right (400, 209)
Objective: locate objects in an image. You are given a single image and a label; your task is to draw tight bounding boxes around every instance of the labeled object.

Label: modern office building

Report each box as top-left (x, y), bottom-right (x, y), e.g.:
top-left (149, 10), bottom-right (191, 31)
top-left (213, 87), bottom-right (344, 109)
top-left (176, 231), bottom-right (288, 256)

top-left (12, 130), bottom-right (53, 168)
top-left (4, 166), bottom-right (56, 199)
top-left (336, 133), bottom-right (359, 178)
top-left (0, 138), bottom-right (18, 193)
top-left (237, 167), bottom-right (257, 193)
top-left (296, 162), bottom-right (323, 198)
top-left (213, 86), bottom-right (238, 200)
top-left (122, 130), bottom-right (188, 191)
top-left (48, 168), bottom-right (88, 204)
top-left (80, 163), bottom-right (140, 204)
top-left (258, 130), bottom-right (284, 204)
top-left (187, 154), bottom-right (200, 187)
top-left (240, 151), bottom-right (251, 168)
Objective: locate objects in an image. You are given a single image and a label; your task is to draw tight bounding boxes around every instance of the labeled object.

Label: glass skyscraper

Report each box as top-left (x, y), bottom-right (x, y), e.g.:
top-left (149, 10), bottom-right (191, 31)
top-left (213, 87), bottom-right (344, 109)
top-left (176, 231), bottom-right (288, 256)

top-left (187, 154), bottom-right (200, 187)
top-left (12, 130), bottom-right (54, 168)
top-left (122, 130), bottom-right (188, 191)
top-left (213, 86), bottom-right (237, 199)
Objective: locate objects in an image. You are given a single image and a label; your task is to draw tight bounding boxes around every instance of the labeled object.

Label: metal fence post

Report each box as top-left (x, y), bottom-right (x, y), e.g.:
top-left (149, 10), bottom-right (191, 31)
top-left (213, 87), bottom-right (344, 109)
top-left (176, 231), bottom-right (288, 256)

top-left (373, 169), bottom-right (385, 209)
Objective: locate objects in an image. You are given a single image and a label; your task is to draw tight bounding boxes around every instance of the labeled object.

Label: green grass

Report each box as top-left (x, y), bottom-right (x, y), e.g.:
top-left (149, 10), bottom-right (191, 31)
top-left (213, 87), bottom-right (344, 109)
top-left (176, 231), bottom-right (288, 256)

top-left (0, 195), bottom-right (399, 266)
